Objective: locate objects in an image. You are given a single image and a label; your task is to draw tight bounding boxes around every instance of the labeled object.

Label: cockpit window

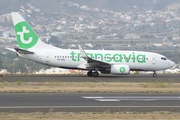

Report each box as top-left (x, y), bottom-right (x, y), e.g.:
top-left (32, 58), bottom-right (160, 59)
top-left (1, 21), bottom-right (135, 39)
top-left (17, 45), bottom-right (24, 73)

top-left (161, 57), bottom-right (167, 60)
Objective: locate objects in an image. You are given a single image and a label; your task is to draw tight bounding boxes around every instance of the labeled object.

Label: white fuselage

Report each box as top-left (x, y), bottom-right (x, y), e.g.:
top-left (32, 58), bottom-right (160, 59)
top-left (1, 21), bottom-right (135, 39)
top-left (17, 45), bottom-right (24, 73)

top-left (9, 12), bottom-right (175, 76)
top-left (17, 47), bottom-right (175, 72)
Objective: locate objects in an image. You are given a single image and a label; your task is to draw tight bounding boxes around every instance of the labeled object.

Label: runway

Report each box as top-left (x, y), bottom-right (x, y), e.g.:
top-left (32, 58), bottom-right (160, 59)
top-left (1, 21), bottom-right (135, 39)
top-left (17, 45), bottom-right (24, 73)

top-left (1, 74), bottom-right (180, 83)
top-left (0, 93), bottom-right (179, 113)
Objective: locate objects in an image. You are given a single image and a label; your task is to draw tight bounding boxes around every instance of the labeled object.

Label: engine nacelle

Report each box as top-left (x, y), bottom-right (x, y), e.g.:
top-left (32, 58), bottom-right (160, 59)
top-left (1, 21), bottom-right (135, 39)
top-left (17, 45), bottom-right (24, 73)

top-left (110, 64), bottom-right (130, 75)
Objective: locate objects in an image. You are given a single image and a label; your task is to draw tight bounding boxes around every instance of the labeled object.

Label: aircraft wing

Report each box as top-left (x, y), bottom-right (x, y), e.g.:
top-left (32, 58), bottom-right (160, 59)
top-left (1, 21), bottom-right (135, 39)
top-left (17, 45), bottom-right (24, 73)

top-left (6, 47), bottom-right (34, 54)
top-left (78, 45), bottom-right (110, 68)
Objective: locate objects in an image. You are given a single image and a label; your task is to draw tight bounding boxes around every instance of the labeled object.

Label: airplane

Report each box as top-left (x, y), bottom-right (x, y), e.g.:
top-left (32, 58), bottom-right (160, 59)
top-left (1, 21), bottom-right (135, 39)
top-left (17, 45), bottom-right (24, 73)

top-left (6, 12), bottom-right (175, 77)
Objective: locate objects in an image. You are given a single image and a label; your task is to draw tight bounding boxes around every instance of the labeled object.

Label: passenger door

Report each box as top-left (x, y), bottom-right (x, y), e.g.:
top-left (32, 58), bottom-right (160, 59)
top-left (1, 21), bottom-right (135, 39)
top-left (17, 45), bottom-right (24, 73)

top-left (46, 53), bottom-right (50, 62)
top-left (152, 55), bottom-right (156, 65)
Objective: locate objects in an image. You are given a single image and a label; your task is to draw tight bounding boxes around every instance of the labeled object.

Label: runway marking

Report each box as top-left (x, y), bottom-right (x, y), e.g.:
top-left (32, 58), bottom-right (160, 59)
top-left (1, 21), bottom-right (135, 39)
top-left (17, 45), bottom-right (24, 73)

top-left (0, 106), bottom-right (180, 109)
top-left (95, 99), bottom-right (120, 101)
top-left (82, 96), bottom-right (180, 102)
top-left (82, 97), bottom-right (104, 99)
top-left (82, 96), bottom-right (180, 99)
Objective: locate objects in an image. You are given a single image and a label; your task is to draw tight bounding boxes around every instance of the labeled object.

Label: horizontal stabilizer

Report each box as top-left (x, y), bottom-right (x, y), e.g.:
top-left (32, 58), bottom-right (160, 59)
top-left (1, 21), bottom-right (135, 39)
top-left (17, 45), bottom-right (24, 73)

top-left (14, 48), bottom-right (34, 54)
top-left (5, 48), bottom-right (16, 52)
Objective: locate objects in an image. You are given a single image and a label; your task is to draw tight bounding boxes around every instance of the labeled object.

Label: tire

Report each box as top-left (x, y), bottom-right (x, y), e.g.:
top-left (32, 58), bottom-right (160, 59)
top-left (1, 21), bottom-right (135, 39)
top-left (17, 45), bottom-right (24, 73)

top-left (93, 72), bottom-right (99, 77)
top-left (87, 71), bottom-right (93, 77)
top-left (153, 73), bottom-right (157, 78)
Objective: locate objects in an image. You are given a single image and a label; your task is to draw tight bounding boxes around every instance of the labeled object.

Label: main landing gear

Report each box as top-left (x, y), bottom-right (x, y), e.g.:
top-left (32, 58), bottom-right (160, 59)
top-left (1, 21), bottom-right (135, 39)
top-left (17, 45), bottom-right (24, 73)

top-left (153, 71), bottom-right (157, 78)
top-left (87, 70), bottom-right (99, 77)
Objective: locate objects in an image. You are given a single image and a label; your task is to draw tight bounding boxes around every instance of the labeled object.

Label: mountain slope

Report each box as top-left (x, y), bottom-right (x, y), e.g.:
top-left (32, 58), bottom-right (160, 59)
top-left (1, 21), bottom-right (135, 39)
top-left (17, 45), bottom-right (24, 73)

top-left (1, 0), bottom-right (180, 15)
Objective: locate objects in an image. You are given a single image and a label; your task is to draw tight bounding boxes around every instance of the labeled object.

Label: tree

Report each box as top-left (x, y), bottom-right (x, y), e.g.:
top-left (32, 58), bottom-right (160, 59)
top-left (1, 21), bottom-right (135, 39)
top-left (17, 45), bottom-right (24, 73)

top-left (130, 40), bottom-right (136, 45)
top-left (167, 36), bottom-right (172, 40)
top-left (48, 36), bottom-right (59, 44)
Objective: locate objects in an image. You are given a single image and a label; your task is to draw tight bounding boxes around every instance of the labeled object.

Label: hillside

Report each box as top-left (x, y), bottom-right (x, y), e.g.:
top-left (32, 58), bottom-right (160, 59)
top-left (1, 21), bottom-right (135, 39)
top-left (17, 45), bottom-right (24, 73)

top-left (1, 0), bottom-right (180, 15)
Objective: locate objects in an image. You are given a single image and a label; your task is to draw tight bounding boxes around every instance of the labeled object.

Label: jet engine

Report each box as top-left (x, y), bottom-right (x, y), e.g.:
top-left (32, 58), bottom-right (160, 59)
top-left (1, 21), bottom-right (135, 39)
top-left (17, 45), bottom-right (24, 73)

top-left (110, 64), bottom-right (130, 74)
top-left (100, 64), bottom-right (130, 75)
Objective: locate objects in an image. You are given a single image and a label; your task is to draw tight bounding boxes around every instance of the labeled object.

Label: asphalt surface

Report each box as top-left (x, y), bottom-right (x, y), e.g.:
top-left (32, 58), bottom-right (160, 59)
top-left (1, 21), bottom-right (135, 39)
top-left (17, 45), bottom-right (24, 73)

top-left (1, 74), bottom-right (180, 83)
top-left (0, 93), bottom-right (179, 113)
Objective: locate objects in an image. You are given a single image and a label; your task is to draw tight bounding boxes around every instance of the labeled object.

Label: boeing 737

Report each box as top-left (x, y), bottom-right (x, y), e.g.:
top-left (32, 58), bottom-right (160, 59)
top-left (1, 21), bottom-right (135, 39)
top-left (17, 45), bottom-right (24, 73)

top-left (6, 12), bottom-right (175, 77)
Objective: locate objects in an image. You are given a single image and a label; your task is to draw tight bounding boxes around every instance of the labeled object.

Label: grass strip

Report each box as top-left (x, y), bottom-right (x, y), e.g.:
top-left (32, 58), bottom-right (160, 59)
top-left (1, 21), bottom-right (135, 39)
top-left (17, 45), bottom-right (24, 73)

top-left (0, 112), bottom-right (180, 120)
top-left (0, 81), bottom-right (180, 93)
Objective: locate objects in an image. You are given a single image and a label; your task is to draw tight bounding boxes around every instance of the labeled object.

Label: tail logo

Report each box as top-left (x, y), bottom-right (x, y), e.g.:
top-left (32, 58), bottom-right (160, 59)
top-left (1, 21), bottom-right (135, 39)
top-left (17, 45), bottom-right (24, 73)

top-left (15, 22), bottom-right (38, 49)
top-left (17, 26), bottom-right (32, 44)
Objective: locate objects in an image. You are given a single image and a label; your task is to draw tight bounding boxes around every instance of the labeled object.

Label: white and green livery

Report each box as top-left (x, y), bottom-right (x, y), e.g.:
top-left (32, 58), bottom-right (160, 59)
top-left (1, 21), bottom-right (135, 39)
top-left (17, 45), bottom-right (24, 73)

top-left (6, 12), bottom-right (175, 77)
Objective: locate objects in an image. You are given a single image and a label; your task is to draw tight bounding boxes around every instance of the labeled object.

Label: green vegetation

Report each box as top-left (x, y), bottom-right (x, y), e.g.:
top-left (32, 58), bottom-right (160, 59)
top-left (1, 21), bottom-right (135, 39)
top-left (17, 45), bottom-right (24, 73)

top-left (141, 82), bottom-right (150, 88)
top-left (16, 80), bottom-right (23, 85)
top-left (0, 81), bottom-right (178, 93)
top-left (0, 57), bottom-right (2, 69)
top-left (141, 81), bottom-right (168, 88)
top-left (134, 71), bottom-right (140, 74)
top-left (0, 50), bottom-right (50, 73)
top-left (153, 81), bottom-right (168, 88)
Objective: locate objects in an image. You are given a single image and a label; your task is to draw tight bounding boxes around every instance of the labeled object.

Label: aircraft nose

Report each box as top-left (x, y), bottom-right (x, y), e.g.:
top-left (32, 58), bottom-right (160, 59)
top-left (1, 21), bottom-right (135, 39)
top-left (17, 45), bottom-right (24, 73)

top-left (169, 60), bottom-right (175, 68)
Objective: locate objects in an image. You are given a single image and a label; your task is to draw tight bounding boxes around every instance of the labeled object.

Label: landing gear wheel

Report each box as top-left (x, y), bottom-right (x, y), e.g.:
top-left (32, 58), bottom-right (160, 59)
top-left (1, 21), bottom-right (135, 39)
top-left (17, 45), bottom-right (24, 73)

top-left (87, 71), bottom-right (93, 77)
top-left (93, 72), bottom-right (99, 77)
top-left (153, 72), bottom-right (157, 78)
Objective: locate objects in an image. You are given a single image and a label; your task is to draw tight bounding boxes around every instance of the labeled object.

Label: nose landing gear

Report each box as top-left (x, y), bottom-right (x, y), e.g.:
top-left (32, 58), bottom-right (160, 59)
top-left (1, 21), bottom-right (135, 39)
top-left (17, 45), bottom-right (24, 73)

top-left (87, 70), bottom-right (99, 77)
top-left (153, 71), bottom-right (157, 77)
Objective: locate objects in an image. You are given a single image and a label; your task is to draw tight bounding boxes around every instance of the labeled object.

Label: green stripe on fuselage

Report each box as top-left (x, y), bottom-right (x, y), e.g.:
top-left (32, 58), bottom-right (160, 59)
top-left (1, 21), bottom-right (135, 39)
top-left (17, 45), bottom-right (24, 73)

top-left (70, 51), bottom-right (146, 63)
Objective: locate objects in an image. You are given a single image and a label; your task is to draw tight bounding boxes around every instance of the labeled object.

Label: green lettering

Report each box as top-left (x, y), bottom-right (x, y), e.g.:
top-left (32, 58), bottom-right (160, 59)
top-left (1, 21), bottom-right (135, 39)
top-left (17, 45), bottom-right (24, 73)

top-left (78, 53), bottom-right (81, 61)
top-left (95, 53), bottom-right (103, 61)
top-left (70, 51), bottom-right (76, 61)
top-left (105, 54), bottom-right (112, 62)
top-left (137, 55), bottom-right (146, 63)
top-left (113, 54), bottom-right (122, 62)
top-left (123, 54), bottom-right (131, 62)
top-left (69, 51), bottom-right (146, 64)
top-left (133, 52), bottom-right (135, 63)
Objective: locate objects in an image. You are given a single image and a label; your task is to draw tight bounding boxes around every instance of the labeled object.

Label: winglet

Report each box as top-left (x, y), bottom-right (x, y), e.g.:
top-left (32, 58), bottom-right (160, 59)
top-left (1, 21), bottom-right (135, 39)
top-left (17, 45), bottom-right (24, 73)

top-left (78, 45), bottom-right (110, 67)
top-left (78, 45), bottom-right (89, 61)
